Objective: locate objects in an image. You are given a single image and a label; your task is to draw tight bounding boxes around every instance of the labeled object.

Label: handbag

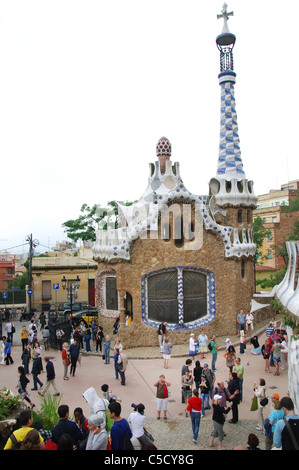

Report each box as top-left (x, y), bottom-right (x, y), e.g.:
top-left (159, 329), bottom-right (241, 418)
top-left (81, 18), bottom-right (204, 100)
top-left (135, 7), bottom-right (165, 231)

top-left (250, 395), bottom-right (258, 412)
top-left (283, 418), bottom-right (299, 450)
top-left (260, 397), bottom-right (268, 407)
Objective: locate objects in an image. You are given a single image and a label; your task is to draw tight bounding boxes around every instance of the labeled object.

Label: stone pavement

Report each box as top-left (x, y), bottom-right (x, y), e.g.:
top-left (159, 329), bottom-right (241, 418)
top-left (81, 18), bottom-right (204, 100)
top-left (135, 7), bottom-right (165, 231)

top-left (1, 316), bottom-right (289, 450)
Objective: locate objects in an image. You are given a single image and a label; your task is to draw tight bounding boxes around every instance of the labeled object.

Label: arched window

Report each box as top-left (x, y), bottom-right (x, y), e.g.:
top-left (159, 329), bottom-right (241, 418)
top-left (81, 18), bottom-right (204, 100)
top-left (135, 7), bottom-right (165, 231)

top-left (141, 267), bottom-right (216, 330)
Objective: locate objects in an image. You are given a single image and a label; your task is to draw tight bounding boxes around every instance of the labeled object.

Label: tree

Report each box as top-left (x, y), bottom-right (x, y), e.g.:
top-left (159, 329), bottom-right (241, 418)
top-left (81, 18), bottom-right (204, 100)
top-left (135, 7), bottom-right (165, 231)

top-left (62, 200), bottom-right (135, 243)
top-left (252, 215), bottom-right (271, 264)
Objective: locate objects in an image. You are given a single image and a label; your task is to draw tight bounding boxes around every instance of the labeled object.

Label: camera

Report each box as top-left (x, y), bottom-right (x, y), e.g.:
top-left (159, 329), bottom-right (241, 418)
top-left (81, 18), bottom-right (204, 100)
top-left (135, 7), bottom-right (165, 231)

top-left (131, 403), bottom-right (145, 413)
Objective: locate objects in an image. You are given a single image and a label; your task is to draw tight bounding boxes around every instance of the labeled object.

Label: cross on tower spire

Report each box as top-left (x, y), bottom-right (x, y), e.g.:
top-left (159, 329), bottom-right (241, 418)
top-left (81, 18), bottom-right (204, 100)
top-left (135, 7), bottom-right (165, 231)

top-left (217, 3), bottom-right (234, 33)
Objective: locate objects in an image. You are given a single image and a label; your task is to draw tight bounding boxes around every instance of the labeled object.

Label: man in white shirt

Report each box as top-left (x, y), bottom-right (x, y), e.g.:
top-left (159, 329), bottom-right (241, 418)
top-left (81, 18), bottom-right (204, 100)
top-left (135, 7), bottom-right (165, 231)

top-left (128, 404), bottom-right (155, 449)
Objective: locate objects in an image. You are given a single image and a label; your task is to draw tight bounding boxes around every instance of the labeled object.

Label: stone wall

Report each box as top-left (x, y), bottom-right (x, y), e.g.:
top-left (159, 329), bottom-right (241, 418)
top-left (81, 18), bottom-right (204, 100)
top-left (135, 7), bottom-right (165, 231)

top-left (95, 219), bottom-right (256, 349)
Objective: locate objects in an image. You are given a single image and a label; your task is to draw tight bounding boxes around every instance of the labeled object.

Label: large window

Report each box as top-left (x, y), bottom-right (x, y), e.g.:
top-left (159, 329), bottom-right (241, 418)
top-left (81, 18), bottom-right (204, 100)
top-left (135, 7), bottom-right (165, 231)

top-left (141, 266), bottom-right (215, 330)
top-left (106, 276), bottom-right (118, 311)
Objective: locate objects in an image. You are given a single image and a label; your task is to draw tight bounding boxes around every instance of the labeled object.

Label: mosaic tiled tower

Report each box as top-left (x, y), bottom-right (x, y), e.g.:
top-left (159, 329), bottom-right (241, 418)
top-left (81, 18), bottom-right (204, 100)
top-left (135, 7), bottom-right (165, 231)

top-left (209, 4), bottom-right (257, 208)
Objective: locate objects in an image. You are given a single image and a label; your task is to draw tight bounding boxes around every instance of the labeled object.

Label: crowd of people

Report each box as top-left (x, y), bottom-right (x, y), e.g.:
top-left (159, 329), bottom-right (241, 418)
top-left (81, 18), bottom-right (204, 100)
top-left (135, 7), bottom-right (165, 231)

top-left (1, 308), bottom-right (298, 451)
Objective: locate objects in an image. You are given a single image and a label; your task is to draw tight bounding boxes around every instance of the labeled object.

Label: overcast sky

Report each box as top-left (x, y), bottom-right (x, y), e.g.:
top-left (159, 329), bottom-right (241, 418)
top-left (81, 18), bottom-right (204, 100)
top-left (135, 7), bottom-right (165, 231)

top-left (0, 0), bottom-right (298, 256)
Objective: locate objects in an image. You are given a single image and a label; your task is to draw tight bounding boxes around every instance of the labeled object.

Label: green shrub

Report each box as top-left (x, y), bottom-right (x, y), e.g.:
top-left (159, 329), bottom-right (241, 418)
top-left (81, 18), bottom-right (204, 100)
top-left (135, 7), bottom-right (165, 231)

top-left (0, 388), bottom-right (22, 420)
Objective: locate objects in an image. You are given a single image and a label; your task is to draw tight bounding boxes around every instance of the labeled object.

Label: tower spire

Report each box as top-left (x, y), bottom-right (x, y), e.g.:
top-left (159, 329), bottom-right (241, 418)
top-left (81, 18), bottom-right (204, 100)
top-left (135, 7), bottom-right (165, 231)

top-left (209, 4), bottom-right (257, 207)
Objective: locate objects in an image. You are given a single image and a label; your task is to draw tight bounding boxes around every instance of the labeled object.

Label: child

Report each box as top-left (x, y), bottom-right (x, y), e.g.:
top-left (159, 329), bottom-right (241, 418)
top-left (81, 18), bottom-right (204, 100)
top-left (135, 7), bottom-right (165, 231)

top-left (104, 335), bottom-right (111, 364)
top-left (3, 336), bottom-right (14, 365)
top-left (239, 329), bottom-right (246, 355)
top-left (101, 384), bottom-right (121, 403)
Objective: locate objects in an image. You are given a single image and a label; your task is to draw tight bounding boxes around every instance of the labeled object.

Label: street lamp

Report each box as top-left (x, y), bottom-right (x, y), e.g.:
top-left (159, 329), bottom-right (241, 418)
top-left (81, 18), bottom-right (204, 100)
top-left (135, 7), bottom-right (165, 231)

top-left (61, 275), bottom-right (80, 314)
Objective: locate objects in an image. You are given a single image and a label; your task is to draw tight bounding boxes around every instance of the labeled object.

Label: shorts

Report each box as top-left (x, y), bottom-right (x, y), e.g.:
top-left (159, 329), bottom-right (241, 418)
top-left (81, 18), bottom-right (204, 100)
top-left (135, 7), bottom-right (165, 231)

top-left (156, 398), bottom-right (168, 411)
top-left (189, 350), bottom-right (196, 357)
top-left (163, 354), bottom-right (171, 360)
top-left (199, 346), bottom-right (207, 353)
top-left (273, 357), bottom-right (281, 364)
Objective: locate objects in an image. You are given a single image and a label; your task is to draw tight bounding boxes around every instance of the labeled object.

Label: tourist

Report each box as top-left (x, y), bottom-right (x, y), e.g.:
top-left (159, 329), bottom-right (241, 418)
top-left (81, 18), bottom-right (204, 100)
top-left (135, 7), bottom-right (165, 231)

top-left (55, 326), bottom-right (65, 352)
top-left (193, 360), bottom-right (203, 391)
top-left (189, 333), bottom-right (198, 361)
top-left (273, 338), bottom-right (281, 376)
top-left (211, 381), bottom-right (230, 408)
top-left (51, 404), bottom-right (84, 449)
top-left (199, 373), bottom-right (210, 416)
top-left (70, 338), bottom-right (80, 377)
top-left (265, 393), bottom-right (285, 450)
top-left (17, 366), bottom-right (35, 409)
top-left (5, 320), bottom-right (14, 344)
top-left (108, 401), bottom-right (133, 450)
top-left (21, 343), bottom-right (31, 375)
top-left (162, 337), bottom-right (172, 369)
top-left (237, 309), bottom-right (246, 335)
top-left (57, 434), bottom-right (74, 450)
top-left (74, 407), bottom-right (89, 450)
top-left (84, 327), bottom-right (92, 352)
top-left (182, 369), bottom-right (194, 415)
top-left (181, 359), bottom-right (192, 403)
top-left (261, 339), bottom-right (271, 373)
top-left (280, 334), bottom-right (288, 370)
top-left (154, 374), bottom-right (171, 420)
top-left (227, 372), bottom-right (240, 424)
top-left (83, 387), bottom-right (108, 431)
top-left (113, 348), bottom-right (120, 380)
top-left (20, 325), bottom-right (29, 351)
top-left (158, 322), bottom-right (167, 352)
top-left (2, 336), bottom-right (13, 365)
top-left (95, 325), bottom-right (104, 353)
top-left (21, 429), bottom-right (43, 450)
top-left (233, 357), bottom-right (244, 401)
top-left (253, 378), bottom-right (267, 431)
top-left (38, 357), bottom-right (60, 397)
top-left (62, 342), bottom-right (70, 380)
top-left (4, 410), bottom-right (44, 450)
top-left (86, 414), bottom-right (108, 450)
top-left (104, 335), bottom-right (111, 364)
top-left (273, 397), bottom-right (299, 450)
top-left (223, 345), bottom-right (236, 372)
top-left (202, 363), bottom-right (216, 401)
top-left (31, 352), bottom-right (43, 391)
top-left (246, 433), bottom-right (261, 450)
top-left (42, 325), bottom-right (50, 351)
top-left (225, 337), bottom-right (232, 349)
top-left (209, 334), bottom-right (218, 372)
top-left (197, 330), bottom-right (208, 359)
top-left (186, 389), bottom-right (202, 444)
top-left (239, 328), bottom-right (246, 355)
top-left (209, 394), bottom-right (232, 450)
top-left (250, 335), bottom-right (261, 355)
top-left (117, 349), bottom-right (128, 386)
top-left (128, 403), bottom-right (155, 449)
top-left (245, 312), bottom-right (254, 335)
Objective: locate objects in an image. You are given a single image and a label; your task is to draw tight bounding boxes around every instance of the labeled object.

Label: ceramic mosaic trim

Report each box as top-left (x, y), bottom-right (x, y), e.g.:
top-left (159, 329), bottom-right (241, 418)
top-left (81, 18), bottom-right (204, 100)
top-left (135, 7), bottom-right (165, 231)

top-left (92, 165), bottom-right (256, 262)
top-left (95, 268), bottom-right (120, 318)
top-left (217, 81), bottom-right (244, 179)
top-left (140, 266), bottom-right (216, 331)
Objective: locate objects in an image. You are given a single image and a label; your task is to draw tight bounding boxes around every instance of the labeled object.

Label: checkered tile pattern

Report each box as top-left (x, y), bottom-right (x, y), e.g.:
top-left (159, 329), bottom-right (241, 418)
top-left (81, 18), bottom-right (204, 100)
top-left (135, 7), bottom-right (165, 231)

top-left (217, 82), bottom-right (245, 178)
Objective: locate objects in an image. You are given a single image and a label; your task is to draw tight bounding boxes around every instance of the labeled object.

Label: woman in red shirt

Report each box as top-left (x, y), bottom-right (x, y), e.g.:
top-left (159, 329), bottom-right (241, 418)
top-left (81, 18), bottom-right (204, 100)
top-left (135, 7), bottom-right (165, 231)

top-left (186, 389), bottom-right (202, 444)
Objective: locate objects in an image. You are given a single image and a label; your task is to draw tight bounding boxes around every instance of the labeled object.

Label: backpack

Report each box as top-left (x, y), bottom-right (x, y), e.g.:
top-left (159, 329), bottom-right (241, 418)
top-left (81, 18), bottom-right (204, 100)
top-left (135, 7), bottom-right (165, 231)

top-left (208, 341), bottom-right (213, 351)
top-left (9, 433), bottom-right (22, 450)
top-left (122, 432), bottom-right (134, 450)
top-left (105, 408), bottom-right (114, 433)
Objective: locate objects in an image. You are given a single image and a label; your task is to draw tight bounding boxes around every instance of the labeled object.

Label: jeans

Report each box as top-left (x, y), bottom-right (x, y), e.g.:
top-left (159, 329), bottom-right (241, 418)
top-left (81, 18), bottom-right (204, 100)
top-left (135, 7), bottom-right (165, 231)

top-left (190, 412), bottom-right (201, 441)
top-left (200, 394), bottom-right (210, 415)
top-left (104, 349), bottom-right (110, 363)
top-left (211, 353), bottom-right (217, 371)
top-left (114, 361), bottom-right (119, 379)
top-left (33, 375), bottom-right (43, 389)
top-left (238, 379), bottom-right (243, 401)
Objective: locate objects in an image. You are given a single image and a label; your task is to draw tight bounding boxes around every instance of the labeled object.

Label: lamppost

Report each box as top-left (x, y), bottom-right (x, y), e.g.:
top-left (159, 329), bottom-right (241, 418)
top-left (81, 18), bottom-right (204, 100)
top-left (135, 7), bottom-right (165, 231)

top-left (61, 275), bottom-right (80, 314)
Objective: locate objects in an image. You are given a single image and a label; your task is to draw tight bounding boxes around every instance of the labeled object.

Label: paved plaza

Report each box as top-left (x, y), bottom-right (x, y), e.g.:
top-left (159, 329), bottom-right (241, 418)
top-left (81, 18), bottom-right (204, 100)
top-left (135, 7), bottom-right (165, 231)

top-left (1, 316), bottom-right (289, 450)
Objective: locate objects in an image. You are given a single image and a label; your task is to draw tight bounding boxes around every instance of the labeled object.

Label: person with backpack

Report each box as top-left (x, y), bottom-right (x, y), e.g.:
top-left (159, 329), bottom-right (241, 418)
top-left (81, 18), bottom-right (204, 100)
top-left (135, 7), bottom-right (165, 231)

top-left (108, 401), bottom-right (133, 450)
top-left (4, 410), bottom-right (44, 450)
top-left (273, 397), bottom-right (299, 450)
